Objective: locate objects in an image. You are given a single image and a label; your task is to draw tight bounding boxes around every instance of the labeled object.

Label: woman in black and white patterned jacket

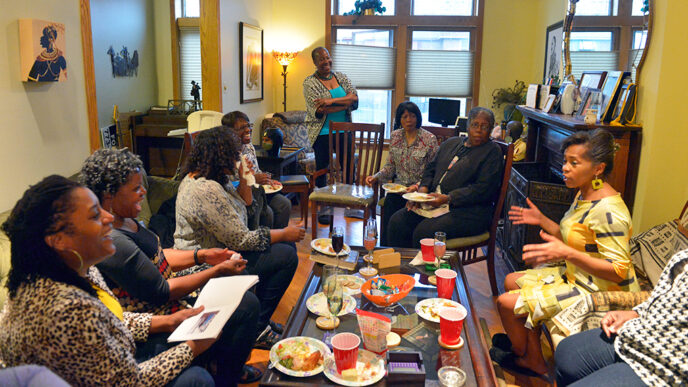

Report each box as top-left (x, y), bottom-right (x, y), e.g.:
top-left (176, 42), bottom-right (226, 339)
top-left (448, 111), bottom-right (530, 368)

top-left (0, 175), bottom-right (222, 386)
top-left (555, 248), bottom-right (688, 386)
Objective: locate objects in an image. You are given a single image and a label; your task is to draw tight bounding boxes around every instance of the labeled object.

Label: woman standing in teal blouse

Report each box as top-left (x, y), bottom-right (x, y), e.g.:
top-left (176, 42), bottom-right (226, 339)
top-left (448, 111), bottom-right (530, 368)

top-left (303, 47), bottom-right (358, 224)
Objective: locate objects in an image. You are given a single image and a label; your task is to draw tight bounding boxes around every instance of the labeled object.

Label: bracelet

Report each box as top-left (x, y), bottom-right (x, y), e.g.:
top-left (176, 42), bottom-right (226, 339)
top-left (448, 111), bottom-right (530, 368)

top-left (193, 248), bottom-right (201, 265)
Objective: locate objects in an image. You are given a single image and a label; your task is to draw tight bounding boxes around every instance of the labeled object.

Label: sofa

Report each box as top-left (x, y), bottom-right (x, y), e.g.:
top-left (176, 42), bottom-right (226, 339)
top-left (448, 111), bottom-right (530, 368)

top-left (260, 111), bottom-right (316, 176)
top-left (0, 174), bottom-right (179, 309)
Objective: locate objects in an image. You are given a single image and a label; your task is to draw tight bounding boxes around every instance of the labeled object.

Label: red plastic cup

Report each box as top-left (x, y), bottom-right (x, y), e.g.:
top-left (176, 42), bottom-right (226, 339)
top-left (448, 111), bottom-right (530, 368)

top-left (420, 238), bottom-right (435, 262)
top-left (435, 268), bottom-right (457, 299)
top-left (331, 332), bottom-right (360, 374)
top-left (439, 305), bottom-right (467, 346)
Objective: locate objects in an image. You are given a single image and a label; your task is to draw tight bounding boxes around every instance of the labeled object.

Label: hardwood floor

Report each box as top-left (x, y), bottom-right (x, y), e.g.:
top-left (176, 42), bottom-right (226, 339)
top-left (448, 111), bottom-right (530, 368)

top-left (241, 207), bottom-right (554, 386)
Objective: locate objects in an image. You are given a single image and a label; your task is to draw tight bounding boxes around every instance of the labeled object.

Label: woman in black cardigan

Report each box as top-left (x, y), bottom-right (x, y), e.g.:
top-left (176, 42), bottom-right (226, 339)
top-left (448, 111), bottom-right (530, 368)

top-left (387, 107), bottom-right (503, 248)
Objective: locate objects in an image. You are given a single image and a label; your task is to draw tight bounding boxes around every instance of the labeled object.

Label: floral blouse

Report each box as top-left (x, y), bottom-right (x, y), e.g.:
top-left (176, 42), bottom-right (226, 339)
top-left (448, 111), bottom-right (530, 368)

top-left (374, 128), bottom-right (439, 186)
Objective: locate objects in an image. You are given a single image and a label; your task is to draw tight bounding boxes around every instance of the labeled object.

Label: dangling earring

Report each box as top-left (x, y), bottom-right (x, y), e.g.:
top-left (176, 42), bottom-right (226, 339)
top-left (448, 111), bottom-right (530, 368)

top-left (70, 249), bottom-right (84, 271)
top-left (591, 175), bottom-right (604, 190)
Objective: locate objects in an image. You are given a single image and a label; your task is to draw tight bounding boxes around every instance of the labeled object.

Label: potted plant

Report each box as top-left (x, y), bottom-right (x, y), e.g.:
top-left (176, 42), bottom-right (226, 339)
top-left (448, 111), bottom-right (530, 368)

top-left (344, 0), bottom-right (386, 17)
top-left (491, 80), bottom-right (527, 123)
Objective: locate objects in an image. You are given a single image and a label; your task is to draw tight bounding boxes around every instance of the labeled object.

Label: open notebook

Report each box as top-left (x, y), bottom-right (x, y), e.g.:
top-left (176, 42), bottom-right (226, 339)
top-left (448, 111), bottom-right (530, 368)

top-left (167, 275), bottom-right (259, 342)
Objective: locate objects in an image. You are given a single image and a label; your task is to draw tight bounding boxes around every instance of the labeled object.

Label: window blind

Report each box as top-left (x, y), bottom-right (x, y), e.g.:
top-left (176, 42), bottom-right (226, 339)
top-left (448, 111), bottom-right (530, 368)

top-left (179, 26), bottom-right (202, 99)
top-left (331, 44), bottom-right (395, 89)
top-left (406, 50), bottom-right (474, 97)
top-left (570, 51), bottom-right (618, 81)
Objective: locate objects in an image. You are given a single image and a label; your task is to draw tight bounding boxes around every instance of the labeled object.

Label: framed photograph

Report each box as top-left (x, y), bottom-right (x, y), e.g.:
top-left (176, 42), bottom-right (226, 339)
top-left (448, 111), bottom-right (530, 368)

top-left (543, 95), bottom-right (556, 113)
top-left (579, 71), bottom-right (607, 98)
top-left (543, 21), bottom-right (563, 84)
top-left (239, 22), bottom-right (263, 103)
top-left (526, 84), bottom-right (540, 108)
top-left (600, 71), bottom-right (630, 122)
top-left (576, 88), bottom-right (599, 118)
top-left (538, 84), bottom-right (551, 110)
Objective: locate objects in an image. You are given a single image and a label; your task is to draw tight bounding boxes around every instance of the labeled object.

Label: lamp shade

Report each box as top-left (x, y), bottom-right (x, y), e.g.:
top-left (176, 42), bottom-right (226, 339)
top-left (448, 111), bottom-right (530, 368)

top-left (272, 51), bottom-right (298, 66)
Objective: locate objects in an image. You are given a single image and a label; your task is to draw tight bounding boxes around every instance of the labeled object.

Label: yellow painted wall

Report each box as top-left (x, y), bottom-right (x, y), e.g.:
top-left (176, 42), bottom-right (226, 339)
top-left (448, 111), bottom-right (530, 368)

top-left (154, 0), bottom-right (174, 105)
top-left (631, 0), bottom-right (688, 231)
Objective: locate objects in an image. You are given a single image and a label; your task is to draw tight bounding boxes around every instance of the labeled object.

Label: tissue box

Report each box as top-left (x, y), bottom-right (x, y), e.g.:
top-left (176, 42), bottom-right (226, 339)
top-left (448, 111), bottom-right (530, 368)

top-left (386, 351), bottom-right (425, 386)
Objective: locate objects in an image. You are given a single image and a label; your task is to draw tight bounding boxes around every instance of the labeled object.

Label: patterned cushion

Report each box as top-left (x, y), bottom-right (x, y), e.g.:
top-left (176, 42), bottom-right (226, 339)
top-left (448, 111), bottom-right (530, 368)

top-left (261, 112), bottom-right (313, 154)
top-left (630, 220), bottom-right (688, 287)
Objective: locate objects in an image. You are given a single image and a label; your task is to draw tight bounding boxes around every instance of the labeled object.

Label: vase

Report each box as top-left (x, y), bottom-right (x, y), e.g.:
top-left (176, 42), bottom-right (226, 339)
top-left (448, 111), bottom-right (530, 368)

top-left (262, 127), bottom-right (284, 158)
top-left (364, 8), bottom-right (374, 15)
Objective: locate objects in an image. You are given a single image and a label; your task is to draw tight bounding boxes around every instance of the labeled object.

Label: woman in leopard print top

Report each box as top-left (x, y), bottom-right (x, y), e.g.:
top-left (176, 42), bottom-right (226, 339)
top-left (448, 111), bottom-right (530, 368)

top-left (0, 176), bottom-right (219, 386)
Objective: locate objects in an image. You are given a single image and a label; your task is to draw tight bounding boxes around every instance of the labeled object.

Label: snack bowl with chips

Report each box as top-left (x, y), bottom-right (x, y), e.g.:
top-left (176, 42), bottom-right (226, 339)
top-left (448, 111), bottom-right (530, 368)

top-left (361, 274), bottom-right (415, 307)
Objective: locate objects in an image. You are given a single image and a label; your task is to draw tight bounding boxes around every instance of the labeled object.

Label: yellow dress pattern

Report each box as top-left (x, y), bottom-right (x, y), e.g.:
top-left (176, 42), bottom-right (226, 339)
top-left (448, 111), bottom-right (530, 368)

top-left (513, 193), bottom-right (639, 328)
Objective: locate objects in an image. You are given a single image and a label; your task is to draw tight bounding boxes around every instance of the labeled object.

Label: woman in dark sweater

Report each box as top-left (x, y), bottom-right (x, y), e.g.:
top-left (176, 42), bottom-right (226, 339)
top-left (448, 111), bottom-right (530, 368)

top-left (387, 107), bottom-right (503, 248)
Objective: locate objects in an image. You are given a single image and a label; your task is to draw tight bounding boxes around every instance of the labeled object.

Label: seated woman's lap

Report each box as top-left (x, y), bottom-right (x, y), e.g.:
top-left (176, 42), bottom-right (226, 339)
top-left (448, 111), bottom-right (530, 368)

top-left (380, 193), bottom-right (406, 246)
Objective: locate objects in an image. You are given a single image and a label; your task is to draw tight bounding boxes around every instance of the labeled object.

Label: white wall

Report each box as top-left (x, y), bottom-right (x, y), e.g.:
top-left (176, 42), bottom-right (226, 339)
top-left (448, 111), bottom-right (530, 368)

top-left (0, 0), bottom-right (90, 210)
top-left (219, 0), bottom-right (275, 144)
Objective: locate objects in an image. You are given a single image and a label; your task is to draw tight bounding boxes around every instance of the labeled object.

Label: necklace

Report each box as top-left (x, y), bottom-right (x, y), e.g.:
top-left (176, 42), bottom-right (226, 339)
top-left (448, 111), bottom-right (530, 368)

top-left (316, 71), bottom-right (333, 80)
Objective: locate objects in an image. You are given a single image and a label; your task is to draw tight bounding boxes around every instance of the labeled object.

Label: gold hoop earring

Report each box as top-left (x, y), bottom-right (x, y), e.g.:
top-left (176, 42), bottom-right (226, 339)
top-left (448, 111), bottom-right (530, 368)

top-left (70, 249), bottom-right (84, 271)
top-left (591, 175), bottom-right (604, 190)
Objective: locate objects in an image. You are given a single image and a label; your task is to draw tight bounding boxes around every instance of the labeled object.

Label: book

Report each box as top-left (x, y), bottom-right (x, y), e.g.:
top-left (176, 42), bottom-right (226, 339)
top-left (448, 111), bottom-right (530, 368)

top-left (167, 275), bottom-right (259, 342)
top-left (309, 250), bottom-right (360, 271)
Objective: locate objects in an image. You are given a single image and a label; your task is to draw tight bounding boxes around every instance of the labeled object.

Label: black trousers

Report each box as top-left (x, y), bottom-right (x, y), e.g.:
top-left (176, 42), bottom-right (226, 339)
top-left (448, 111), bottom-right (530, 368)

top-left (386, 205), bottom-right (492, 248)
top-left (380, 193), bottom-right (406, 246)
top-left (136, 291), bottom-right (260, 387)
top-left (313, 133), bottom-right (355, 187)
top-left (243, 242), bottom-right (298, 331)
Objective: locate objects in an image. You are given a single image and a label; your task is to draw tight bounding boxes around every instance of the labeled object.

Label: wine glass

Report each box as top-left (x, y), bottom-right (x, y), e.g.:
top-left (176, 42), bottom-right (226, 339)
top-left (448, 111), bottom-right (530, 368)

top-left (323, 265), bottom-right (343, 343)
top-left (331, 226), bottom-right (345, 265)
top-left (434, 231), bottom-right (447, 268)
top-left (360, 218), bottom-right (378, 277)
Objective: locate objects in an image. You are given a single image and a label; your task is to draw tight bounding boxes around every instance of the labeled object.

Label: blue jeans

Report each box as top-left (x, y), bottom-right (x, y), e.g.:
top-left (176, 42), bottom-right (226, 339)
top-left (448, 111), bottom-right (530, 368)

top-left (166, 366), bottom-right (214, 387)
top-left (555, 328), bottom-right (645, 386)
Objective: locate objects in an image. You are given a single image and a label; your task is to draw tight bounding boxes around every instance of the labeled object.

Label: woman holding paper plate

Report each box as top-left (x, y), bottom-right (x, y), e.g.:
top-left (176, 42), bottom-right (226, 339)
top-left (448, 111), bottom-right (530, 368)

top-left (0, 175), bottom-right (255, 386)
top-left (175, 127), bottom-right (305, 350)
top-left (387, 107), bottom-right (503, 248)
top-left (365, 101), bottom-right (438, 246)
top-left (80, 148), bottom-right (263, 384)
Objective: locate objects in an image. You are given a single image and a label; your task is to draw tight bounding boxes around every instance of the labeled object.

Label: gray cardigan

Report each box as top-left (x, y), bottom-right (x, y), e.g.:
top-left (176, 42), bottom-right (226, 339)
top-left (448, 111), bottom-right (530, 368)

top-left (302, 71), bottom-right (358, 146)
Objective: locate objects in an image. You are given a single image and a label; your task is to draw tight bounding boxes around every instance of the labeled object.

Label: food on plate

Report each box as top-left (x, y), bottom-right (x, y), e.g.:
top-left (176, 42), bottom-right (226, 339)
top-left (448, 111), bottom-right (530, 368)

top-left (420, 300), bottom-right (459, 320)
top-left (383, 183), bottom-right (406, 192)
top-left (313, 238), bottom-right (348, 255)
top-left (341, 368), bottom-right (358, 380)
top-left (275, 340), bottom-right (324, 371)
top-left (405, 192), bottom-right (431, 201)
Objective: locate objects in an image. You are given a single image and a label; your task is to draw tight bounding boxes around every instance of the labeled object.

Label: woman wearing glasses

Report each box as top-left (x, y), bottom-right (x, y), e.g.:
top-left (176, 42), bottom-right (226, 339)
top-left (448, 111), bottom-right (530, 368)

top-left (387, 107), bottom-right (503, 248)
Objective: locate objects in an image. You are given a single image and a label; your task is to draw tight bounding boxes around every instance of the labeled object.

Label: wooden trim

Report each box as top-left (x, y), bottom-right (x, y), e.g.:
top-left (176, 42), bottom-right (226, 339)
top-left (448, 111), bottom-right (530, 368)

top-left (80, 0), bottom-right (99, 152)
top-left (177, 17), bottom-right (199, 27)
top-left (325, 0), bottom-right (332, 48)
top-left (200, 0), bottom-right (222, 111)
top-left (471, 0), bottom-right (485, 110)
top-left (170, 0), bottom-right (180, 100)
top-left (331, 15), bottom-right (482, 26)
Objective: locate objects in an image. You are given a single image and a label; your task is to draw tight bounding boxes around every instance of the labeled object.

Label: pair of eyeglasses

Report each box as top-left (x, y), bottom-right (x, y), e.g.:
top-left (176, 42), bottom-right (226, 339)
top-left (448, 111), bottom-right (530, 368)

top-left (239, 123), bottom-right (254, 130)
top-left (469, 122), bottom-right (491, 131)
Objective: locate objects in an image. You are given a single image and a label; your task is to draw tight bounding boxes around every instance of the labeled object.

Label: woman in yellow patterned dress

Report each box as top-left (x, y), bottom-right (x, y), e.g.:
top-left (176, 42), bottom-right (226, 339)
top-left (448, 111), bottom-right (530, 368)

top-left (491, 129), bottom-right (639, 376)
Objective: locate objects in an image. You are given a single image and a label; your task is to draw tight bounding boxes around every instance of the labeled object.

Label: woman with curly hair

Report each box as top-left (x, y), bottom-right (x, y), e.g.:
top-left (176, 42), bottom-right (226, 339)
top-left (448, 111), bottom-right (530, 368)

top-left (0, 175), bottom-right (218, 386)
top-left (80, 148), bottom-right (262, 384)
top-left (175, 126), bottom-right (305, 349)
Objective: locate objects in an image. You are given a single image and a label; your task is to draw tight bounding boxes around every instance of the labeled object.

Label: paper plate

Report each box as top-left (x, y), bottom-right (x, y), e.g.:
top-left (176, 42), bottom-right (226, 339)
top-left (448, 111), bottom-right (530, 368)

top-left (382, 183), bottom-right (407, 194)
top-left (335, 274), bottom-right (366, 296)
top-left (415, 298), bottom-right (464, 323)
top-left (263, 182), bottom-right (283, 194)
top-left (311, 238), bottom-right (351, 256)
top-left (322, 349), bottom-right (385, 386)
top-left (402, 192), bottom-right (434, 203)
top-left (306, 292), bottom-right (356, 317)
top-left (269, 336), bottom-right (331, 377)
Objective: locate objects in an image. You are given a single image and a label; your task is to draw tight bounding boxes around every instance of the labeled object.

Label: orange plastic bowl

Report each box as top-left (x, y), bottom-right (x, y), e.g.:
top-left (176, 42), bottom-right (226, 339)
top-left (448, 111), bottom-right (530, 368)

top-left (361, 274), bottom-right (415, 307)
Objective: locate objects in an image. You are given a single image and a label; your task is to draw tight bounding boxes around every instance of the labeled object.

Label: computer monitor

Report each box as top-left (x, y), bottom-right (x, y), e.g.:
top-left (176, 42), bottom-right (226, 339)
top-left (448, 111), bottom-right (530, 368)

top-left (455, 117), bottom-right (468, 133)
top-left (428, 98), bottom-right (461, 127)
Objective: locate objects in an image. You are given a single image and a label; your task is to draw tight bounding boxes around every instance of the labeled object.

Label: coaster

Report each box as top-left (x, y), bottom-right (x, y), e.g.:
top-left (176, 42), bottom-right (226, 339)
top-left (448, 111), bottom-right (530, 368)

top-left (428, 275), bottom-right (437, 285)
top-left (386, 332), bottom-right (401, 348)
top-left (316, 316), bottom-right (340, 330)
top-left (438, 336), bottom-right (464, 350)
top-left (359, 266), bottom-right (378, 277)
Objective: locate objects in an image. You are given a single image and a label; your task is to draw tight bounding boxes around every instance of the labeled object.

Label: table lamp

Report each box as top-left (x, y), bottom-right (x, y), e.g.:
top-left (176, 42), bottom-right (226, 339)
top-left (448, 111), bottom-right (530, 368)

top-left (272, 51), bottom-right (298, 111)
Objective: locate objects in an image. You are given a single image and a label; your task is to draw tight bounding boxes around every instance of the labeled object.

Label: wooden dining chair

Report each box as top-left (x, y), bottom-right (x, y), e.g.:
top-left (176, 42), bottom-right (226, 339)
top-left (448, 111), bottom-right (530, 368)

top-left (309, 121), bottom-right (385, 239)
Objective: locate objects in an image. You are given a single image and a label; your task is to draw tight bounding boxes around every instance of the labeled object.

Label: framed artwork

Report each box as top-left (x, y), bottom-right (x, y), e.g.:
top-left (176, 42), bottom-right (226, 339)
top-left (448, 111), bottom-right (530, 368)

top-left (239, 22), bottom-right (263, 103)
top-left (543, 21), bottom-right (563, 84)
top-left (576, 88), bottom-right (600, 118)
top-left (543, 95), bottom-right (556, 113)
top-left (19, 19), bottom-right (67, 82)
top-left (600, 71), bottom-right (630, 122)
top-left (579, 71), bottom-right (607, 97)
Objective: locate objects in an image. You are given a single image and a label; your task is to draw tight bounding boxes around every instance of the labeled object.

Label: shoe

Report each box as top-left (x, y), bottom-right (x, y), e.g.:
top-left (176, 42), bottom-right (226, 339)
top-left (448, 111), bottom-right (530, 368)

top-left (269, 320), bottom-right (284, 335)
top-left (344, 209), bottom-right (364, 219)
top-left (489, 347), bottom-right (541, 377)
top-left (254, 326), bottom-right (280, 350)
top-left (491, 333), bottom-right (512, 351)
top-left (318, 214), bottom-right (331, 225)
top-left (239, 364), bottom-right (263, 384)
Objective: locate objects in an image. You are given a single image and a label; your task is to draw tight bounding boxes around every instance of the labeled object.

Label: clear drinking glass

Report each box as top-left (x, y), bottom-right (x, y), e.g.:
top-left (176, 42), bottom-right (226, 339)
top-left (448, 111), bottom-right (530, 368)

top-left (360, 218), bottom-right (378, 276)
top-left (434, 231), bottom-right (447, 268)
top-left (323, 265), bottom-right (343, 342)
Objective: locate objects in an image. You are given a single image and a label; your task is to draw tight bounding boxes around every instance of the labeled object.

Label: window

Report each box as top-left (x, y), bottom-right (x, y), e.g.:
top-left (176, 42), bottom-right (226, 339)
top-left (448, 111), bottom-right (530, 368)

top-left (181, 0), bottom-right (199, 17)
top-left (575, 0), bottom-right (613, 16)
top-left (412, 0), bottom-right (473, 16)
top-left (179, 26), bottom-right (201, 99)
top-left (629, 30), bottom-right (647, 81)
top-left (631, 0), bottom-right (647, 16)
top-left (570, 31), bottom-right (617, 80)
top-left (408, 97), bottom-right (466, 127)
top-left (337, 0), bottom-right (395, 15)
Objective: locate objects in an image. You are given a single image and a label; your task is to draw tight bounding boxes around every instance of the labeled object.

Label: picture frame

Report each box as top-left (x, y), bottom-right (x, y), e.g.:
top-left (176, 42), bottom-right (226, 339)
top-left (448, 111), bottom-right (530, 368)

top-left (543, 95), bottom-right (556, 113)
top-left (538, 84), bottom-right (551, 110)
top-left (576, 88), bottom-right (600, 118)
top-left (579, 71), bottom-right (607, 98)
top-left (600, 71), bottom-right (630, 122)
top-left (239, 22), bottom-right (263, 104)
top-left (543, 21), bottom-right (563, 84)
top-left (19, 19), bottom-right (67, 82)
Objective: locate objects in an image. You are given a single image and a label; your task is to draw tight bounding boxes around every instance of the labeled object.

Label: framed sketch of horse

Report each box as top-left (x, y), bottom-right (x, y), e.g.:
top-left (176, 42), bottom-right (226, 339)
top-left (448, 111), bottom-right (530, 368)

top-left (107, 46), bottom-right (139, 77)
top-left (239, 22), bottom-right (263, 103)
top-left (19, 19), bottom-right (67, 82)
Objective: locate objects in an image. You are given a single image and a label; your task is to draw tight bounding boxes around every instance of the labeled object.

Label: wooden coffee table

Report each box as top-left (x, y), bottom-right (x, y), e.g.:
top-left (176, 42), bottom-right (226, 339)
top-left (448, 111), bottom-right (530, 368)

top-left (260, 247), bottom-right (497, 386)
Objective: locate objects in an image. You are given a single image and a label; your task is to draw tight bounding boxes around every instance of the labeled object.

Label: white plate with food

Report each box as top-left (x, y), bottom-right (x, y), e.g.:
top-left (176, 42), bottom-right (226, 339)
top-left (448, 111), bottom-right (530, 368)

top-left (263, 182), bottom-right (283, 194)
top-left (306, 292), bottom-right (357, 317)
top-left (330, 274), bottom-right (365, 296)
top-left (382, 183), bottom-right (407, 194)
top-left (269, 336), bottom-right (331, 377)
top-left (402, 192), bottom-right (434, 203)
top-left (311, 238), bottom-right (351, 256)
top-left (322, 349), bottom-right (385, 386)
top-left (415, 298), bottom-right (463, 323)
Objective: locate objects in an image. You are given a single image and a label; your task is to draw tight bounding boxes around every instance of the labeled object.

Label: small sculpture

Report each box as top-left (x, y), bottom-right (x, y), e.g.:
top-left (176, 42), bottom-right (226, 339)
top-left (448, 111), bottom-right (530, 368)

top-left (262, 127), bottom-right (284, 157)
